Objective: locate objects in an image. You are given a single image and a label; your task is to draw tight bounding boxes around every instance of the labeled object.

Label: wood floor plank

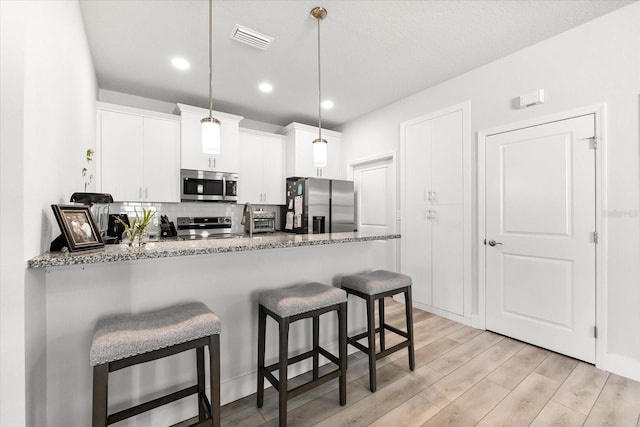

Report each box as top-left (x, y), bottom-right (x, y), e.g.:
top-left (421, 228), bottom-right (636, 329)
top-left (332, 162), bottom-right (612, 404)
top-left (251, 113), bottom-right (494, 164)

top-left (427, 331), bottom-right (504, 375)
top-left (477, 372), bottom-right (560, 426)
top-left (485, 344), bottom-right (549, 390)
top-left (314, 365), bottom-right (443, 427)
top-left (259, 381), bottom-right (372, 427)
top-left (583, 374), bottom-right (640, 427)
top-left (421, 379), bottom-right (509, 427)
top-left (535, 352), bottom-right (579, 383)
top-left (447, 325), bottom-right (484, 344)
top-left (419, 338), bottom-right (524, 408)
top-left (530, 400), bottom-right (587, 427)
top-left (552, 361), bottom-right (610, 415)
top-left (368, 395), bottom-right (440, 427)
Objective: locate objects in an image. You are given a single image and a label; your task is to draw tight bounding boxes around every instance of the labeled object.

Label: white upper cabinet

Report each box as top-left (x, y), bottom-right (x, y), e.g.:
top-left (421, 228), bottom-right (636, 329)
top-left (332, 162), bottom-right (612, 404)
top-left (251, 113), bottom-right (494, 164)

top-left (97, 102), bottom-right (180, 203)
top-left (177, 103), bottom-right (243, 173)
top-left (280, 122), bottom-right (343, 179)
top-left (238, 129), bottom-right (285, 205)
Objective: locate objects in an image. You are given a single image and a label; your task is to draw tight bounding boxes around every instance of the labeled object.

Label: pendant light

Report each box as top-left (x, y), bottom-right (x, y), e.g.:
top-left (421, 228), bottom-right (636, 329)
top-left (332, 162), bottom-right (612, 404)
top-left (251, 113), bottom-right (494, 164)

top-left (311, 7), bottom-right (327, 169)
top-left (202, 0), bottom-right (221, 154)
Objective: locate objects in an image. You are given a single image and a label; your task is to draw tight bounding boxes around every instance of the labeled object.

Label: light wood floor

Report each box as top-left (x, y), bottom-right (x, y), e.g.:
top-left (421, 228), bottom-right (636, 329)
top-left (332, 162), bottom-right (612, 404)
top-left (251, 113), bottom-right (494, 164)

top-left (219, 299), bottom-right (640, 427)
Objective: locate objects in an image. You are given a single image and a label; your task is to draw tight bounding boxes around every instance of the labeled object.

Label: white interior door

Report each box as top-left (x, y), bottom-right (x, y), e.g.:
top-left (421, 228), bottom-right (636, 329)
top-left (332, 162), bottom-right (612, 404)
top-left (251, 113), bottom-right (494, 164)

top-left (485, 114), bottom-right (596, 363)
top-left (353, 157), bottom-right (396, 271)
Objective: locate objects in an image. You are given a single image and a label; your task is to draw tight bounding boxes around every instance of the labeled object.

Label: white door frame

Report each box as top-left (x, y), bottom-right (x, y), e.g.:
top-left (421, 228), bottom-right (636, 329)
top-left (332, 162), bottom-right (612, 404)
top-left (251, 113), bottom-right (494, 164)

top-left (477, 104), bottom-right (607, 369)
top-left (347, 152), bottom-right (398, 267)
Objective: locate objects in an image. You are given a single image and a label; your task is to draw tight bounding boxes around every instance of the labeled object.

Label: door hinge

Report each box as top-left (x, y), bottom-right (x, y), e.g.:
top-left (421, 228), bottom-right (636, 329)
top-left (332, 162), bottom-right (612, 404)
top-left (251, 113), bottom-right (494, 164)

top-left (593, 231), bottom-right (598, 244)
top-left (594, 326), bottom-right (598, 338)
top-left (589, 136), bottom-right (597, 149)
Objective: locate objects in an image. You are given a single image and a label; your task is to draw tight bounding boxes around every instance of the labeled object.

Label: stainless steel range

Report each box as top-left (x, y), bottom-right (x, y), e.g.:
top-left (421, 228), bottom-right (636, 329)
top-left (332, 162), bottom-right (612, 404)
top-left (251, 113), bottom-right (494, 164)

top-left (176, 216), bottom-right (235, 240)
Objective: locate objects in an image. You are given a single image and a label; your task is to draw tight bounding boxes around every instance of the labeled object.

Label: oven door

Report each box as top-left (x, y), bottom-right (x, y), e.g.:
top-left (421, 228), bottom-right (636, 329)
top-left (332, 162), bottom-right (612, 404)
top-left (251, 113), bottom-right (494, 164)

top-left (181, 170), bottom-right (224, 201)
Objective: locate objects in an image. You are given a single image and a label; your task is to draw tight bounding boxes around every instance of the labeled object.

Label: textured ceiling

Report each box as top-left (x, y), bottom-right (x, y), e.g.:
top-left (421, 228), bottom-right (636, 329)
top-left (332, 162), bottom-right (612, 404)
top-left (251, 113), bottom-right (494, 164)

top-left (79, 0), bottom-right (634, 129)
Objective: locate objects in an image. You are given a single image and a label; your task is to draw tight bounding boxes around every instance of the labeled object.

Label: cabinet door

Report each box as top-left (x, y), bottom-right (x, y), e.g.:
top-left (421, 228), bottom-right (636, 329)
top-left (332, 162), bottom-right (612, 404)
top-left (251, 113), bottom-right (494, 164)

top-left (402, 120), bottom-right (432, 306)
top-left (431, 110), bottom-right (463, 205)
top-left (431, 204), bottom-right (464, 315)
top-left (291, 128), bottom-right (317, 178)
top-left (238, 132), bottom-right (264, 203)
top-left (213, 118), bottom-right (239, 172)
top-left (100, 110), bottom-right (144, 201)
top-left (143, 117), bottom-right (180, 202)
top-left (180, 111), bottom-right (211, 171)
top-left (324, 133), bottom-right (343, 179)
top-left (262, 135), bottom-right (285, 204)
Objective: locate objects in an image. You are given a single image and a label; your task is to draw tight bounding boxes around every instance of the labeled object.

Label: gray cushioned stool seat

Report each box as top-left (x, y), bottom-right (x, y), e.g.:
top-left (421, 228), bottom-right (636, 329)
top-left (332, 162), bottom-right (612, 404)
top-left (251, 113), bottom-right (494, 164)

top-left (341, 270), bottom-right (412, 295)
top-left (90, 301), bottom-right (221, 366)
top-left (259, 282), bottom-right (347, 318)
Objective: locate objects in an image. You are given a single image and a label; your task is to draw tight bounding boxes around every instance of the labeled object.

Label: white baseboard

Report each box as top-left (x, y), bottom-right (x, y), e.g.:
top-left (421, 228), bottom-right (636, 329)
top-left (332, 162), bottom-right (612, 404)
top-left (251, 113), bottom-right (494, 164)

top-left (604, 353), bottom-right (640, 382)
top-left (412, 301), bottom-right (472, 326)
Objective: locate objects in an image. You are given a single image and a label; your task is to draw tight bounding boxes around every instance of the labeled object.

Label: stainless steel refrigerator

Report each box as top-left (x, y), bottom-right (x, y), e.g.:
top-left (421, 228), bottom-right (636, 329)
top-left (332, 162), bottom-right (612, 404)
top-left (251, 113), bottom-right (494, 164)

top-left (284, 177), bottom-right (355, 234)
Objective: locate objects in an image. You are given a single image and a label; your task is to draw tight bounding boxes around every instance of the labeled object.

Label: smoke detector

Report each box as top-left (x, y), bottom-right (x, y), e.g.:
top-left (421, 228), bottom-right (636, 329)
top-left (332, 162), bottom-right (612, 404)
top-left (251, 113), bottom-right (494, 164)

top-left (230, 24), bottom-right (274, 50)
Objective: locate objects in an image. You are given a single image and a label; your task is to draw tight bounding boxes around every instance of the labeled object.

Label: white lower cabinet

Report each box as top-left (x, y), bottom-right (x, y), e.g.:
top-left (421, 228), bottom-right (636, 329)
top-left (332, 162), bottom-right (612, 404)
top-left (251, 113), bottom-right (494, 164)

top-left (238, 129), bottom-right (285, 205)
top-left (98, 103), bottom-right (180, 202)
top-left (400, 103), bottom-right (470, 319)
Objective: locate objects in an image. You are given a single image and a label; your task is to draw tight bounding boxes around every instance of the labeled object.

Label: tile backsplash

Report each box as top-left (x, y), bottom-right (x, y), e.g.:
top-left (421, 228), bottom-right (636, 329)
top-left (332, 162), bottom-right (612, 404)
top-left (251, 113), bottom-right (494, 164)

top-left (109, 202), bottom-right (283, 237)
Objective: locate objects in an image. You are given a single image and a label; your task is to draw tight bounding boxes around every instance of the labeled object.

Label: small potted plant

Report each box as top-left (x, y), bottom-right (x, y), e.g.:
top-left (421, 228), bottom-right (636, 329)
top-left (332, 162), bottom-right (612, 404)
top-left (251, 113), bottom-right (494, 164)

top-left (117, 208), bottom-right (155, 247)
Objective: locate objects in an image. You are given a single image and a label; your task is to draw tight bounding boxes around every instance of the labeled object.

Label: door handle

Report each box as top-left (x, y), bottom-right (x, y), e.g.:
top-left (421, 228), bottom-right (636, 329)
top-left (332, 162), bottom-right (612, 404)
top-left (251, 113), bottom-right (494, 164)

top-left (487, 240), bottom-right (503, 246)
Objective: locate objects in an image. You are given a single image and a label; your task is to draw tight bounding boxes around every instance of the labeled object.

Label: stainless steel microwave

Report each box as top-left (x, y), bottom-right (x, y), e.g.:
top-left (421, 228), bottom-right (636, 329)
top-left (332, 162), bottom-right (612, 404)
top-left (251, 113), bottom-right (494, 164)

top-left (181, 169), bottom-right (238, 202)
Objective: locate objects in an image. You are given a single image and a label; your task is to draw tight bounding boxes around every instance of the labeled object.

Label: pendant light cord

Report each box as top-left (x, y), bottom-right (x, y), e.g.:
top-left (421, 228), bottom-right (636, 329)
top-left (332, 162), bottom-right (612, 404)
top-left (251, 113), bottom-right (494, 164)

top-left (317, 12), bottom-right (322, 142)
top-left (208, 0), bottom-right (213, 119)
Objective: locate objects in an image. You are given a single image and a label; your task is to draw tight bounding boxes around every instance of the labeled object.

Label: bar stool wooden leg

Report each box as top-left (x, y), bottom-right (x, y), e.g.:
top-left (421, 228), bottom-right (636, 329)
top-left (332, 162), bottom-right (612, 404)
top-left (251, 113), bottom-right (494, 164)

top-left (313, 315), bottom-right (320, 380)
top-left (197, 347), bottom-right (206, 421)
top-left (210, 334), bottom-right (221, 427)
top-left (378, 297), bottom-right (386, 352)
top-left (338, 302), bottom-right (347, 406)
top-left (257, 305), bottom-right (266, 408)
top-left (92, 364), bottom-right (108, 427)
top-left (366, 295), bottom-right (377, 392)
top-left (404, 287), bottom-right (415, 371)
top-left (278, 318), bottom-right (290, 427)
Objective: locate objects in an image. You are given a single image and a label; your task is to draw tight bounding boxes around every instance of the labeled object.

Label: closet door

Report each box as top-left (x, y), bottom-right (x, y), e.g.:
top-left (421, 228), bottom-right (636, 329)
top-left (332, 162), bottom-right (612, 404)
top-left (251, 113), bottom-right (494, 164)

top-left (401, 103), bottom-right (469, 319)
top-left (402, 120), bottom-right (432, 306)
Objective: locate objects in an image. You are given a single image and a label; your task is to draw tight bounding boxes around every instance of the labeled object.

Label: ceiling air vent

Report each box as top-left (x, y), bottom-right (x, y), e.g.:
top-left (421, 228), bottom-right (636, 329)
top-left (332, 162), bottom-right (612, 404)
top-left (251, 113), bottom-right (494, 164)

top-left (230, 24), bottom-right (274, 51)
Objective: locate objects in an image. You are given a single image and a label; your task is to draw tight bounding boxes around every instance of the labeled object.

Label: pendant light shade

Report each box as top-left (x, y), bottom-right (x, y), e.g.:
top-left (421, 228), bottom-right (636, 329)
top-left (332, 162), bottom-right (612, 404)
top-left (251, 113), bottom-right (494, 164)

top-left (311, 7), bottom-right (328, 170)
top-left (313, 138), bottom-right (328, 168)
top-left (202, 0), bottom-right (221, 154)
top-left (201, 117), bottom-right (221, 154)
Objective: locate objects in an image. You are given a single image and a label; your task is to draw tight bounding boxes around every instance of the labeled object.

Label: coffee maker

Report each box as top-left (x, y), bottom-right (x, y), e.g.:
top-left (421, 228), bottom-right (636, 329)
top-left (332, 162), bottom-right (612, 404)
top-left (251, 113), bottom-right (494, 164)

top-left (70, 192), bottom-right (115, 244)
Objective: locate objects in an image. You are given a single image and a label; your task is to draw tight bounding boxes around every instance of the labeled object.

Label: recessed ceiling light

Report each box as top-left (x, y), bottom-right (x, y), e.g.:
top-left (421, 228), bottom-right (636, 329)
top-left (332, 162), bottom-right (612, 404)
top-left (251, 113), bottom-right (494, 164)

top-left (171, 57), bottom-right (190, 70)
top-left (321, 100), bottom-right (334, 110)
top-left (258, 82), bottom-right (273, 93)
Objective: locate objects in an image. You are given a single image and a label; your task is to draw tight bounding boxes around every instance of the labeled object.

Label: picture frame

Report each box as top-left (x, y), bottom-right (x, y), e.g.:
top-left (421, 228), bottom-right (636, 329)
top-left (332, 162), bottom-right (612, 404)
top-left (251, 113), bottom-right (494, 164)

top-left (51, 204), bottom-right (104, 252)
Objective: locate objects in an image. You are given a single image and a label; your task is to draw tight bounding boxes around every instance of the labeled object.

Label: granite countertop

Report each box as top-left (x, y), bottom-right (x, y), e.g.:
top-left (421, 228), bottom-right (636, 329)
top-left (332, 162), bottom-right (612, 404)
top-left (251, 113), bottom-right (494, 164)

top-left (28, 231), bottom-right (401, 268)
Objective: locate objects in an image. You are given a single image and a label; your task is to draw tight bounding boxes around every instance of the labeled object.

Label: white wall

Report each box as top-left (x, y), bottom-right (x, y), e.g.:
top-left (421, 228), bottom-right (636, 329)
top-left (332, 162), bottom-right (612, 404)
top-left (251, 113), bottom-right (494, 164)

top-left (340, 2), bottom-right (640, 379)
top-left (0, 1), bottom-right (98, 425)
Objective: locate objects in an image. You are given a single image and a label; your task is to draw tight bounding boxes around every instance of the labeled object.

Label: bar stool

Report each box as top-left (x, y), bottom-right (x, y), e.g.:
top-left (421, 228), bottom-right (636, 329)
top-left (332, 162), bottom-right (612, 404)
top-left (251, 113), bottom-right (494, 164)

top-left (341, 270), bottom-right (415, 392)
top-left (90, 302), bottom-right (221, 427)
top-left (257, 282), bottom-right (347, 427)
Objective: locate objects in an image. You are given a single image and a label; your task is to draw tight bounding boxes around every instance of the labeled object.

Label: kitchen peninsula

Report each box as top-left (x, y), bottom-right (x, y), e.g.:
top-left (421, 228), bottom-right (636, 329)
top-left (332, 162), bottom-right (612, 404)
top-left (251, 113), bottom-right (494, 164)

top-left (29, 231), bottom-right (399, 426)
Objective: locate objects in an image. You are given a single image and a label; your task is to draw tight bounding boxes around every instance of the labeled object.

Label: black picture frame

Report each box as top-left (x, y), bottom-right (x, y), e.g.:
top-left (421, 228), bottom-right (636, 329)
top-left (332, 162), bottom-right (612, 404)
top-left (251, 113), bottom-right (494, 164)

top-left (51, 204), bottom-right (104, 252)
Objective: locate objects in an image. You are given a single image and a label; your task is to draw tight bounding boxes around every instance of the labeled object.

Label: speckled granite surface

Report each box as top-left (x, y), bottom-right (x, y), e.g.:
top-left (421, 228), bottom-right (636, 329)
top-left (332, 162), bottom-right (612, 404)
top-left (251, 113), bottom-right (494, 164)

top-left (28, 232), bottom-right (401, 268)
